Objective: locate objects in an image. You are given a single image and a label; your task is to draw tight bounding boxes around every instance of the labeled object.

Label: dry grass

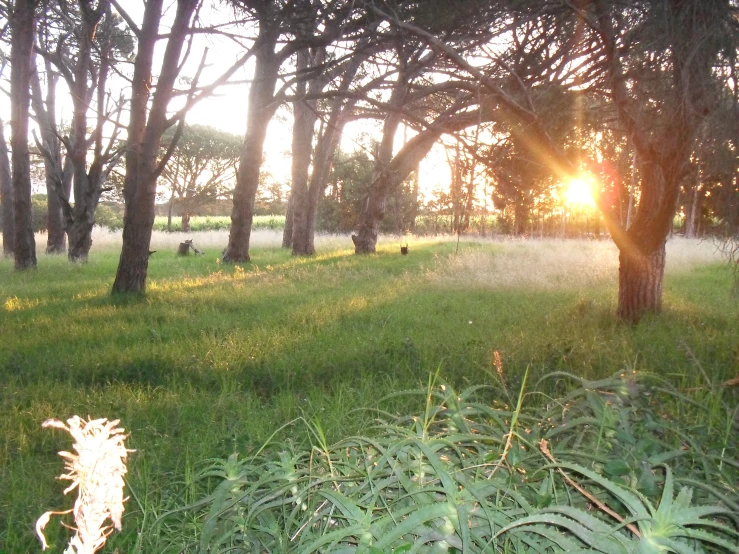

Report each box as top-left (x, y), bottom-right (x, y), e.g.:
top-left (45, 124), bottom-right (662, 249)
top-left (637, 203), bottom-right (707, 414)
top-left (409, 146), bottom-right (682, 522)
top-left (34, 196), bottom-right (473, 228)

top-left (69, 229), bottom-right (402, 254)
top-left (430, 237), bottom-right (725, 291)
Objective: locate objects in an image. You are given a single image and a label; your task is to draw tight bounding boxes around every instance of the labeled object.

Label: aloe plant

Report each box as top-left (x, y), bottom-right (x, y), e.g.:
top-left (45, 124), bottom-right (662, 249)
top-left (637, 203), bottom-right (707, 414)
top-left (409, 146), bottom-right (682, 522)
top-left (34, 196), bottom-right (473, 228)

top-left (156, 372), bottom-right (738, 553)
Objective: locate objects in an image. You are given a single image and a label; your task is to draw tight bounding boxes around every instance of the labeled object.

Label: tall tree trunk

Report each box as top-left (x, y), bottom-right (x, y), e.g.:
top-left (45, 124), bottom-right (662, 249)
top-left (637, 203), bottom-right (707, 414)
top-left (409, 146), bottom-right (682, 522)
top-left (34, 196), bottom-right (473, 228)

top-left (30, 58), bottom-right (72, 255)
top-left (617, 243), bottom-right (665, 322)
top-left (0, 121), bottom-right (15, 256)
top-left (181, 211), bottom-right (191, 233)
top-left (31, 62), bottom-right (68, 254)
top-left (223, 43), bottom-right (280, 263)
top-left (46, 174), bottom-right (67, 253)
top-left (113, 0), bottom-right (195, 294)
top-left (10, 0), bottom-right (37, 270)
top-left (289, 49), bottom-right (319, 256)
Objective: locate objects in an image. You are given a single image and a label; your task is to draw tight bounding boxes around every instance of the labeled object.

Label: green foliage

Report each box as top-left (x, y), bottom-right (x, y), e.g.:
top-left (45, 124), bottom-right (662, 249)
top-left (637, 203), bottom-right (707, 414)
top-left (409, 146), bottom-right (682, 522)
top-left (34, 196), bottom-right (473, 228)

top-left (162, 374), bottom-right (738, 553)
top-left (319, 150), bottom-right (418, 234)
top-left (0, 238), bottom-right (736, 552)
top-left (151, 214), bottom-right (285, 232)
top-left (94, 204), bottom-right (124, 231)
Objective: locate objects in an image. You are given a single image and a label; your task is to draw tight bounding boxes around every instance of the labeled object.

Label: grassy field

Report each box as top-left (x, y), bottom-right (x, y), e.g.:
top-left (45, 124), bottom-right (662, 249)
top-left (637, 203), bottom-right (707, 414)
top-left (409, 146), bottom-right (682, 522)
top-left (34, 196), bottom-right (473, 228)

top-left (1, 232), bottom-right (737, 552)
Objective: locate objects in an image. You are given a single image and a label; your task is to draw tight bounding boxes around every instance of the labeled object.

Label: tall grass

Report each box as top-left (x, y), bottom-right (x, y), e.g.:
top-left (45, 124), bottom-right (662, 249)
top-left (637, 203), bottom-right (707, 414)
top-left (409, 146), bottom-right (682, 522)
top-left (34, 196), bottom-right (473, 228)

top-left (0, 234), bottom-right (736, 552)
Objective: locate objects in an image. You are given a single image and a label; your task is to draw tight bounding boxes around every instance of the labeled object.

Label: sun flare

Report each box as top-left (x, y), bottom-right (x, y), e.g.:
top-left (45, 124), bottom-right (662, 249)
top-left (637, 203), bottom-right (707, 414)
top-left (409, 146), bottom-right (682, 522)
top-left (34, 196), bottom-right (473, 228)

top-left (564, 175), bottom-right (597, 208)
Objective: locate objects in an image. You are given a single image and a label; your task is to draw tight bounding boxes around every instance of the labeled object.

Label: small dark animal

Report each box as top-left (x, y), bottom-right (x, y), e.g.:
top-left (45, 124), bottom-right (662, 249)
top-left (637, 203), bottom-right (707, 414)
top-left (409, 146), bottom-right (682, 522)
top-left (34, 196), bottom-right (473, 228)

top-left (400, 245), bottom-right (408, 255)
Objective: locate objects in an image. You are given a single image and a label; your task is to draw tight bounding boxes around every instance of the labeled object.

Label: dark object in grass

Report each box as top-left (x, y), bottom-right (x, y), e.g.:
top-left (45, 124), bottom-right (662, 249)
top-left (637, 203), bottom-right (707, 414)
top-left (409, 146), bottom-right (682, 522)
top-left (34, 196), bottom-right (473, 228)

top-left (148, 250), bottom-right (157, 257)
top-left (178, 239), bottom-right (204, 256)
top-left (400, 244), bottom-right (408, 255)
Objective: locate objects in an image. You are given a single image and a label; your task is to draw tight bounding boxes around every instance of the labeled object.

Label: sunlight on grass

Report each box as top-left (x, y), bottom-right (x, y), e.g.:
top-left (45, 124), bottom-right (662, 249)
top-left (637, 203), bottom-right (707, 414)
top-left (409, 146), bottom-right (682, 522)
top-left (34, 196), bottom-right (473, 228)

top-left (430, 237), bottom-right (725, 291)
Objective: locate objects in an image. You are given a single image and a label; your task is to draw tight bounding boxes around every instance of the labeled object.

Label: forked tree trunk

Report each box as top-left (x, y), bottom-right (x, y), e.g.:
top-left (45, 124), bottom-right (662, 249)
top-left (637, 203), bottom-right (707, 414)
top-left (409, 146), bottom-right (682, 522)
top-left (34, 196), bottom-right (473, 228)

top-left (617, 243), bottom-right (665, 322)
top-left (0, 121), bottom-right (15, 256)
top-left (223, 43), bottom-right (281, 263)
top-left (112, 0), bottom-right (196, 294)
top-left (10, 0), bottom-right (37, 270)
top-left (353, 130), bottom-right (443, 254)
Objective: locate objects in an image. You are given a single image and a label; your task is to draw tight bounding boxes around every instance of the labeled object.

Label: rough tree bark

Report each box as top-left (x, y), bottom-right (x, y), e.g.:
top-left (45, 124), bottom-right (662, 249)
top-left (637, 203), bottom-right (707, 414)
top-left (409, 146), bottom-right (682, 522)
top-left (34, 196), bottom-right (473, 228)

top-left (112, 0), bottom-right (198, 293)
top-left (10, 0), bottom-right (37, 270)
top-left (0, 121), bottom-right (14, 256)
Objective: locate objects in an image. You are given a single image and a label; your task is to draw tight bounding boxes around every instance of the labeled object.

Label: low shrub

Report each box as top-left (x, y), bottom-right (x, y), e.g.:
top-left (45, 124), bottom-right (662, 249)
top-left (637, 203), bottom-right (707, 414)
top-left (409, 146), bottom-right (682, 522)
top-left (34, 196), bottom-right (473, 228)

top-left (152, 215), bottom-right (285, 233)
top-left (156, 371), bottom-right (739, 553)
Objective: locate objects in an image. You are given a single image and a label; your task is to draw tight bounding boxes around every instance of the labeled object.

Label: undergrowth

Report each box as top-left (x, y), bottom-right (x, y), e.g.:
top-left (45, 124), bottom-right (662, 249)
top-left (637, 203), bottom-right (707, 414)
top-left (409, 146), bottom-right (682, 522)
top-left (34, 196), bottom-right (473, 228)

top-left (1, 236), bottom-right (737, 552)
top-left (154, 371), bottom-right (739, 553)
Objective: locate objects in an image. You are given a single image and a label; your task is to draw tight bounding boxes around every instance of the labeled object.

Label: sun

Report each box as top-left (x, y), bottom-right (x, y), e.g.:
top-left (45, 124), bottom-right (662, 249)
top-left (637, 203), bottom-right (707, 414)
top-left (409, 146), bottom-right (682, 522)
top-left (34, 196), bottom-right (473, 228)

top-left (564, 174), bottom-right (597, 208)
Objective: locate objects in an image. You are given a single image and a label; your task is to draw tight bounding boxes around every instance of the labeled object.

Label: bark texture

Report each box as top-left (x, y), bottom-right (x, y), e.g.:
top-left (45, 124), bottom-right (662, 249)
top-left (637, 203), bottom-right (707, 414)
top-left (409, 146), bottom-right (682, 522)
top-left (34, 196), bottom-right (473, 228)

top-left (617, 244), bottom-right (665, 322)
top-left (10, 0), bottom-right (37, 269)
top-left (0, 121), bottom-right (15, 256)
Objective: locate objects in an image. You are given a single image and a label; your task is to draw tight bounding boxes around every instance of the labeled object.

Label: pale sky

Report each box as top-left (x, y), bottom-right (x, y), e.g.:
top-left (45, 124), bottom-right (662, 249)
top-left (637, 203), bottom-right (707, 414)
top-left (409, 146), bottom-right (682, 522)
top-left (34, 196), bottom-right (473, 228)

top-left (0, 0), bottom-right (454, 201)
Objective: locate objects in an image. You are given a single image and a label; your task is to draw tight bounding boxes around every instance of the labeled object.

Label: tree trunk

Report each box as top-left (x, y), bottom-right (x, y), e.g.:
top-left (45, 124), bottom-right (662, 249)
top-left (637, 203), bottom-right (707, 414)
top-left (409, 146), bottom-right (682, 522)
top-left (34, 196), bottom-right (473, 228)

top-left (223, 43), bottom-right (280, 263)
top-left (31, 58), bottom-right (69, 255)
top-left (684, 180), bottom-right (701, 239)
top-left (181, 211), bottom-right (191, 233)
top-left (10, 0), bottom-right (37, 270)
top-left (68, 220), bottom-right (94, 261)
top-left (617, 243), bottom-right (665, 322)
top-left (282, 194), bottom-right (293, 248)
top-left (289, 49), bottom-right (319, 257)
top-left (113, 0), bottom-right (195, 294)
top-left (0, 120), bottom-right (15, 256)
top-left (46, 177), bottom-right (67, 253)
top-left (352, 186), bottom-right (386, 254)
top-left (353, 130), bottom-right (442, 253)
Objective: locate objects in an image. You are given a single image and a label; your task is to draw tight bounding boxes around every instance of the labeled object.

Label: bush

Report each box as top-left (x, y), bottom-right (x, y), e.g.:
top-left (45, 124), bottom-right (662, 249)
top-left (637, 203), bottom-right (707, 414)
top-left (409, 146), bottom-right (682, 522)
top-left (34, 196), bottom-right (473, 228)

top-left (94, 204), bottom-right (124, 231)
top-left (152, 215), bottom-right (285, 233)
top-left (157, 371), bottom-right (739, 553)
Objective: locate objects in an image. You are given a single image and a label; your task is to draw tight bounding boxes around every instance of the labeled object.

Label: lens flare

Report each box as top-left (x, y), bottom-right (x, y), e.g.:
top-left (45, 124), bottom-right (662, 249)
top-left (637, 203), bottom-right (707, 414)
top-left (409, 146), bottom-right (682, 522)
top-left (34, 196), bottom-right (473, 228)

top-left (564, 175), bottom-right (597, 208)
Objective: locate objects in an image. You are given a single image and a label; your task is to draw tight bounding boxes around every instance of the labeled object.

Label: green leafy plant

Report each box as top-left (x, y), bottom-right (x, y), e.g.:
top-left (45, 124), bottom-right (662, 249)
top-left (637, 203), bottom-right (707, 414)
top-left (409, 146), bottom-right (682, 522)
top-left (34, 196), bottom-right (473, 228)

top-left (157, 372), bottom-right (738, 553)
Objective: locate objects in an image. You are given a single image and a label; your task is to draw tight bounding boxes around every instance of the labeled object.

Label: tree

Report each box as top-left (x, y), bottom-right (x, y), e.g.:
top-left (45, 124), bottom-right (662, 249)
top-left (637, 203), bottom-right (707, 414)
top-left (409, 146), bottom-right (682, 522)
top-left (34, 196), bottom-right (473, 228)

top-left (159, 124), bottom-right (241, 232)
top-left (0, 120), bottom-right (14, 256)
top-left (112, 0), bottom-right (250, 293)
top-left (10, 0), bottom-right (38, 270)
top-left (33, 0), bottom-right (132, 261)
top-left (30, 55), bottom-right (72, 254)
top-left (223, 0), bottom-right (364, 262)
top-left (572, 0), bottom-right (736, 321)
top-left (286, 37), bottom-right (372, 255)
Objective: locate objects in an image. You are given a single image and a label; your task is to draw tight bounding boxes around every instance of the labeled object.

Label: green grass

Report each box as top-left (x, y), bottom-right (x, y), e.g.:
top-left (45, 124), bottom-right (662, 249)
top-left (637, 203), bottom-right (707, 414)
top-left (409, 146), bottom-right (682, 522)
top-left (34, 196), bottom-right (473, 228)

top-left (0, 236), bottom-right (737, 552)
top-left (152, 214), bottom-right (285, 232)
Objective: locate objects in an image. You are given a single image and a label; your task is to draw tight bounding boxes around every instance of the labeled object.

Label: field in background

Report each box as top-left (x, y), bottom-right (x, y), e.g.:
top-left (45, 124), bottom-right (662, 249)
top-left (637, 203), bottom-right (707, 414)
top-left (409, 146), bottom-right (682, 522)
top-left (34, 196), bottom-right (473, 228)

top-left (0, 235), bottom-right (736, 552)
